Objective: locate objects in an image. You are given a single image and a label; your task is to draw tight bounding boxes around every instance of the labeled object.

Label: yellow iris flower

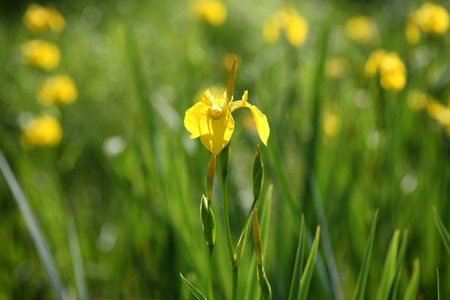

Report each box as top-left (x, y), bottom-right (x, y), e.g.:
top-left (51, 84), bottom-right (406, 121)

top-left (184, 59), bottom-right (270, 155)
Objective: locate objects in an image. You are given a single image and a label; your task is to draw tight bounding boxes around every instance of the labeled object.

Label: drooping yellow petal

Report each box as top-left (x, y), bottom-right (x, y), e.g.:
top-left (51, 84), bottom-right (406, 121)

top-left (244, 103), bottom-right (270, 146)
top-left (184, 102), bottom-right (209, 139)
top-left (199, 110), bottom-right (235, 155)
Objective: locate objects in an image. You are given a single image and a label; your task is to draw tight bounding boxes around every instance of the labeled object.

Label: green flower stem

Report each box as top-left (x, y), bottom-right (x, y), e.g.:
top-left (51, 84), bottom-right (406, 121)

top-left (221, 172), bottom-right (235, 262)
top-left (208, 247), bottom-right (214, 300)
top-left (221, 169), bottom-right (237, 299)
top-left (232, 268), bottom-right (238, 300)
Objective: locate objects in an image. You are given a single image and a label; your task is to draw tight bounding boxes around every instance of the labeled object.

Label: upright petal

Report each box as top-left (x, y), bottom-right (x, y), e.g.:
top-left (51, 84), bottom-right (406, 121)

top-left (184, 102), bottom-right (209, 139)
top-left (244, 103), bottom-right (270, 146)
top-left (199, 110), bottom-right (235, 155)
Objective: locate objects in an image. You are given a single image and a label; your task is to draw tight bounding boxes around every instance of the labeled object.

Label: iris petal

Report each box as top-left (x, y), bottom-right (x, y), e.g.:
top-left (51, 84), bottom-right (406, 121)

top-left (184, 102), bottom-right (209, 139)
top-left (244, 103), bottom-right (270, 146)
top-left (199, 110), bottom-right (235, 155)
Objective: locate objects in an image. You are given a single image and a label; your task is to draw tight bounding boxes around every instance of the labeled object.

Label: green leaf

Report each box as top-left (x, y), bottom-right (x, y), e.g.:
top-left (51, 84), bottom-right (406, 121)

top-left (180, 273), bottom-right (207, 300)
top-left (375, 230), bottom-right (400, 300)
top-left (353, 210), bottom-right (378, 300)
top-left (0, 149), bottom-right (63, 300)
top-left (67, 218), bottom-right (88, 300)
top-left (244, 185), bottom-right (273, 300)
top-left (288, 215), bottom-right (306, 300)
top-left (403, 259), bottom-right (420, 300)
top-left (391, 230), bottom-right (409, 300)
top-left (299, 226), bottom-right (321, 300)
top-left (433, 207), bottom-right (450, 257)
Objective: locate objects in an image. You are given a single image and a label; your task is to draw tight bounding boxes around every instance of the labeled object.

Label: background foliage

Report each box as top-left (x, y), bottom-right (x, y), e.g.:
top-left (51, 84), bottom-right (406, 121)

top-left (0, 0), bottom-right (449, 299)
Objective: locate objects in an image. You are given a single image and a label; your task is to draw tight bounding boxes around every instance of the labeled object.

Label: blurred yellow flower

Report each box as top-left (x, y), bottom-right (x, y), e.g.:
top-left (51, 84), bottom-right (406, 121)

top-left (22, 40), bottom-right (60, 71)
top-left (38, 75), bottom-right (78, 106)
top-left (427, 98), bottom-right (443, 119)
top-left (365, 50), bottom-right (407, 92)
top-left (222, 53), bottom-right (240, 72)
top-left (325, 57), bottom-right (349, 79)
top-left (189, 0), bottom-right (227, 26)
top-left (263, 18), bottom-right (280, 44)
top-left (405, 20), bottom-right (421, 45)
top-left (427, 99), bottom-right (450, 137)
top-left (413, 3), bottom-right (449, 36)
top-left (184, 60), bottom-right (269, 155)
top-left (21, 115), bottom-right (62, 148)
top-left (364, 49), bottom-right (386, 77)
top-left (23, 3), bottom-right (65, 34)
top-left (345, 15), bottom-right (379, 44)
top-left (407, 90), bottom-right (430, 110)
top-left (378, 53), bottom-right (407, 92)
top-left (47, 7), bottom-right (66, 33)
top-left (322, 111), bottom-right (341, 138)
top-left (263, 6), bottom-right (308, 47)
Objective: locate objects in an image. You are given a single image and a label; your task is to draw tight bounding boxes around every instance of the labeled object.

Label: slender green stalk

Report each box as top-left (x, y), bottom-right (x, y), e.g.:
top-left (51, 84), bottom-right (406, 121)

top-left (208, 247), bottom-right (214, 300)
top-left (221, 173), bottom-right (235, 263)
top-left (221, 172), bottom-right (237, 299)
top-left (232, 269), bottom-right (238, 300)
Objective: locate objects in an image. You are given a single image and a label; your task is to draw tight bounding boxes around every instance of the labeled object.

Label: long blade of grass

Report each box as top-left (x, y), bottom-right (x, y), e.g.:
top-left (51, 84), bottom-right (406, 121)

top-left (437, 268), bottom-right (440, 300)
top-left (244, 185), bottom-right (273, 300)
top-left (375, 230), bottom-right (400, 300)
top-left (353, 210), bottom-right (379, 300)
top-left (310, 173), bottom-right (343, 300)
top-left (288, 215), bottom-right (305, 300)
top-left (391, 230), bottom-right (409, 300)
top-left (433, 207), bottom-right (450, 256)
top-left (403, 259), bottom-right (420, 300)
top-left (180, 273), bottom-right (207, 300)
top-left (67, 218), bottom-right (88, 300)
top-left (0, 149), bottom-right (63, 300)
top-left (299, 226), bottom-right (321, 300)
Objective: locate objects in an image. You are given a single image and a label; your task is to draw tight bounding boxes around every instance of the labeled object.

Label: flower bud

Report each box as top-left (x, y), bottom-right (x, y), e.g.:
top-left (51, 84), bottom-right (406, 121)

top-left (253, 209), bottom-right (263, 266)
top-left (200, 195), bottom-right (216, 248)
top-left (253, 144), bottom-right (264, 200)
top-left (200, 195), bottom-right (208, 228)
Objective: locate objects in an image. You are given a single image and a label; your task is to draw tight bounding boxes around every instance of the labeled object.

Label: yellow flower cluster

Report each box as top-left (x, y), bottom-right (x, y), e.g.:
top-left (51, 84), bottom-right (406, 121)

top-left (263, 6), bottom-right (308, 47)
top-left (20, 4), bottom-right (77, 148)
top-left (413, 3), bottom-right (449, 36)
top-left (38, 75), bottom-right (78, 106)
top-left (23, 3), bottom-right (65, 34)
top-left (189, 0), bottom-right (227, 26)
top-left (345, 15), bottom-right (379, 44)
top-left (365, 50), bottom-right (407, 92)
top-left (408, 91), bottom-right (450, 136)
top-left (22, 39), bottom-right (60, 71)
top-left (21, 115), bottom-right (63, 148)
